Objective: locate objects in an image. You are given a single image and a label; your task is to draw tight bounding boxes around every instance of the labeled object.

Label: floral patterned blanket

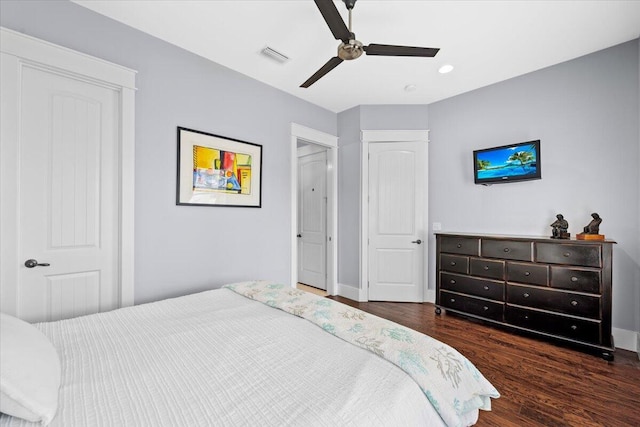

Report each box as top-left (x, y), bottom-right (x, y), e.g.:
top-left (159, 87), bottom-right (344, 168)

top-left (223, 281), bottom-right (499, 427)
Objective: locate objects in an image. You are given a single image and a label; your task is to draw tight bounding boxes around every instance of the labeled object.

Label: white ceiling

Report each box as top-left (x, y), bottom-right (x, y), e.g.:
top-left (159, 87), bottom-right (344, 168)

top-left (73, 0), bottom-right (640, 113)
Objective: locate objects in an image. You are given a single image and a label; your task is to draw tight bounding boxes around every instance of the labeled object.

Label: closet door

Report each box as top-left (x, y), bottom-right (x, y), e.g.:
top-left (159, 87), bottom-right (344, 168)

top-left (368, 141), bottom-right (426, 302)
top-left (0, 28), bottom-right (136, 322)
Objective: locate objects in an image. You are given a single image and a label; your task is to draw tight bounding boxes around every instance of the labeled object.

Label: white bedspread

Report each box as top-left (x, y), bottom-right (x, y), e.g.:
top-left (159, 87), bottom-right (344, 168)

top-left (225, 281), bottom-right (498, 427)
top-left (0, 288), bottom-right (449, 426)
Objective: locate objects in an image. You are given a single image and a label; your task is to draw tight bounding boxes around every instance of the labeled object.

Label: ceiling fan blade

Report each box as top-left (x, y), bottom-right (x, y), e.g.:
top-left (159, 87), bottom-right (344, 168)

top-left (364, 44), bottom-right (440, 57)
top-left (313, 0), bottom-right (351, 43)
top-left (300, 57), bottom-right (343, 88)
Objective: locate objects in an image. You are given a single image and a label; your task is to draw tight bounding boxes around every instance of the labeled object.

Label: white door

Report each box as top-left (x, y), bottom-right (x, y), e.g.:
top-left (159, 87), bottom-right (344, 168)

top-left (297, 150), bottom-right (327, 290)
top-left (0, 31), bottom-right (130, 323)
top-left (368, 141), bottom-right (425, 302)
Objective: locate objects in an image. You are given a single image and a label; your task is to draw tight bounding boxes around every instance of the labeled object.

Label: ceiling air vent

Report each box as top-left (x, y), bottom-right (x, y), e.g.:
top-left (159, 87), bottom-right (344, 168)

top-left (260, 46), bottom-right (290, 64)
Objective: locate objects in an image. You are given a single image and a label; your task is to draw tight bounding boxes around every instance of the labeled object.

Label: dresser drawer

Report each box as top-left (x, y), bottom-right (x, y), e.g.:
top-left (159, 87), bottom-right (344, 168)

top-left (506, 284), bottom-right (600, 319)
top-left (481, 239), bottom-right (532, 261)
top-left (506, 262), bottom-right (548, 286)
top-left (550, 266), bottom-right (601, 294)
top-left (470, 258), bottom-right (505, 280)
top-left (506, 306), bottom-right (601, 344)
top-left (440, 254), bottom-right (469, 274)
top-left (440, 273), bottom-right (504, 300)
top-left (440, 236), bottom-right (480, 256)
top-left (440, 291), bottom-right (504, 321)
top-left (535, 243), bottom-right (602, 268)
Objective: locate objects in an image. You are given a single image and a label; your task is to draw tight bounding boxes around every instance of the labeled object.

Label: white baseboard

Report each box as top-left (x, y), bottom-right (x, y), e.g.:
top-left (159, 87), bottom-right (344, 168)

top-left (424, 289), bottom-right (436, 303)
top-left (338, 285), bottom-right (436, 303)
top-left (337, 283), bottom-right (367, 302)
top-left (612, 327), bottom-right (639, 352)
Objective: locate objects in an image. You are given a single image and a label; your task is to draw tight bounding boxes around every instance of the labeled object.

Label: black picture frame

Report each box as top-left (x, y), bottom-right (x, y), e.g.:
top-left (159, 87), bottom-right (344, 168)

top-left (176, 127), bottom-right (262, 207)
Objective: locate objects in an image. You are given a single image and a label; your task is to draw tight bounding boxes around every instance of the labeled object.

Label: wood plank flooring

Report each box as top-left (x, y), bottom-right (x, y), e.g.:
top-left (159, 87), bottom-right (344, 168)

top-left (328, 297), bottom-right (640, 427)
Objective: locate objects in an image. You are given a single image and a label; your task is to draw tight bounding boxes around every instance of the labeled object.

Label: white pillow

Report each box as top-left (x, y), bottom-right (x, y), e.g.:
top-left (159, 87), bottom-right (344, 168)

top-left (0, 313), bottom-right (61, 425)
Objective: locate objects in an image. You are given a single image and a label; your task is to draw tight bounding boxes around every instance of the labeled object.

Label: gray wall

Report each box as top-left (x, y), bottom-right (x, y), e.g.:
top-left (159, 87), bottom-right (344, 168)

top-left (337, 107), bottom-right (361, 287)
top-left (637, 40), bottom-right (640, 342)
top-left (428, 40), bottom-right (640, 332)
top-left (360, 105), bottom-right (429, 130)
top-left (0, 0), bottom-right (336, 304)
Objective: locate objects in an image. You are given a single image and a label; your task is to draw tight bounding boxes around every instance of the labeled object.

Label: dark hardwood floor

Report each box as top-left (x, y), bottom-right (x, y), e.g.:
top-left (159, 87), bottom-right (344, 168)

top-left (328, 297), bottom-right (640, 427)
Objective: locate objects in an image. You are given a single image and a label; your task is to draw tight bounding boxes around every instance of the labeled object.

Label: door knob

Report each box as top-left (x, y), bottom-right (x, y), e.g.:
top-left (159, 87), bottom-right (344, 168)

top-left (297, 234), bottom-right (302, 238)
top-left (24, 259), bottom-right (50, 268)
top-left (411, 239), bottom-right (422, 244)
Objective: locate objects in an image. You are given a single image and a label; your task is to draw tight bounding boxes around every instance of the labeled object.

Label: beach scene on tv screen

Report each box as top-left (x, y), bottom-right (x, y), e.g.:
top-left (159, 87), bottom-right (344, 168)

top-left (476, 143), bottom-right (537, 180)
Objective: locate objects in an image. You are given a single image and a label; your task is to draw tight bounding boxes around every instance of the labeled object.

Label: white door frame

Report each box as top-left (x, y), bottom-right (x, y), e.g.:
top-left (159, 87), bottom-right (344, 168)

top-left (0, 27), bottom-right (136, 315)
top-left (360, 130), bottom-right (430, 302)
top-left (290, 123), bottom-right (338, 295)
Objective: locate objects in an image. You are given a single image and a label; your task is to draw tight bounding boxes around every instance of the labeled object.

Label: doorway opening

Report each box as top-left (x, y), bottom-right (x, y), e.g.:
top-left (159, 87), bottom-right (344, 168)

top-left (290, 124), bottom-right (337, 296)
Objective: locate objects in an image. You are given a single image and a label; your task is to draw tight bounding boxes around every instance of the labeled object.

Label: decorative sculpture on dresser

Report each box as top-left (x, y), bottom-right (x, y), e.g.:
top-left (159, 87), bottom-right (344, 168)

top-left (577, 212), bottom-right (604, 240)
top-left (550, 214), bottom-right (570, 239)
top-left (583, 213), bottom-right (602, 234)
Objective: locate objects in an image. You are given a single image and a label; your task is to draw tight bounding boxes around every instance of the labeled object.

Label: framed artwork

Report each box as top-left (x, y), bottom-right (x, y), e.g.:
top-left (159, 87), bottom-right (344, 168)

top-left (176, 127), bottom-right (262, 207)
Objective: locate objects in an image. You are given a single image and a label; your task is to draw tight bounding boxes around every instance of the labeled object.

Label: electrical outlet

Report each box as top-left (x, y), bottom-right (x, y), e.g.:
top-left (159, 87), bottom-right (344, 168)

top-left (433, 222), bottom-right (442, 231)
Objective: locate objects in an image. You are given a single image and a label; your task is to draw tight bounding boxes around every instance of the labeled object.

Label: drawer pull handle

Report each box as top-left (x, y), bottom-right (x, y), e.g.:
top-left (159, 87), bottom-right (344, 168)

top-left (450, 261), bottom-right (456, 266)
top-left (524, 271), bottom-right (531, 276)
top-left (483, 306), bottom-right (489, 311)
top-left (571, 325), bottom-right (577, 330)
top-left (524, 315), bottom-right (529, 320)
top-left (563, 252), bottom-right (571, 258)
top-left (450, 298), bottom-right (455, 303)
top-left (571, 300), bottom-right (578, 306)
top-left (483, 266), bottom-right (489, 270)
top-left (483, 286), bottom-right (489, 290)
top-left (503, 248), bottom-right (510, 253)
top-left (456, 243), bottom-right (462, 248)
top-left (523, 293), bottom-right (530, 298)
top-left (450, 280), bottom-right (456, 284)
top-left (571, 276), bottom-right (578, 282)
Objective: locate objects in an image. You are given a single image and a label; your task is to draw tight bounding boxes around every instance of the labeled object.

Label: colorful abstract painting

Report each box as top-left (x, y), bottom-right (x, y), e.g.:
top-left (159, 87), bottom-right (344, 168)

top-left (177, 127), bottom-right (262, 207)
top-left (192, 146), bottom-right (252, 194)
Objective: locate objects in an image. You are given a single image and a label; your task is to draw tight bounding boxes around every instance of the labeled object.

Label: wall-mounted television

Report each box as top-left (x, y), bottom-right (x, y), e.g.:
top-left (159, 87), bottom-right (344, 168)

top-left (473, 140), bottom-right (541, 185)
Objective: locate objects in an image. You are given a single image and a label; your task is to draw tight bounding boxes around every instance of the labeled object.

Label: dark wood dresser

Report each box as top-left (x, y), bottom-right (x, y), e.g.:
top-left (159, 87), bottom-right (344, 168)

top-left (435, 232), bottom-right (615, 360)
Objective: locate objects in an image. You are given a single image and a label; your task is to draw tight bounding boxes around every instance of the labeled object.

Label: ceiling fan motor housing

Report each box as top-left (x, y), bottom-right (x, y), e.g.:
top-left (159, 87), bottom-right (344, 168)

top-left (338, 38), bottom-right (363, 60)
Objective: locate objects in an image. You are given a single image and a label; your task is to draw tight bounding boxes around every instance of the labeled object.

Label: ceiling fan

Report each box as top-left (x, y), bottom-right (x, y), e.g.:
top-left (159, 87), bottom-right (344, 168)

top-left (301, 0), bottom-right (440, 88)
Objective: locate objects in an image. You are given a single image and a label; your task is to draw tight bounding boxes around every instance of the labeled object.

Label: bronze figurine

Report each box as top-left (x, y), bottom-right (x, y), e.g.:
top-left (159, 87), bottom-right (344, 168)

top-left (583, 213), bottom-right (602, 235)
top-left (550, 214), bottom-right (569, 239)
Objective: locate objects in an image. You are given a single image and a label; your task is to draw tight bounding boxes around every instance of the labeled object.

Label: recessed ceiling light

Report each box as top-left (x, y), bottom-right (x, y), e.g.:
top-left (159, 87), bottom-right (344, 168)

top-left (404, 84), bottom-right (417, 92)
top-left (438, 64), bottom-right (454, 74)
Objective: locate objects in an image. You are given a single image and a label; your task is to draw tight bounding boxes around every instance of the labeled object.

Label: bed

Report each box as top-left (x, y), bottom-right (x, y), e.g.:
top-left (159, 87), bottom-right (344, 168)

top-left (0, 281), bottom-right (499, 427)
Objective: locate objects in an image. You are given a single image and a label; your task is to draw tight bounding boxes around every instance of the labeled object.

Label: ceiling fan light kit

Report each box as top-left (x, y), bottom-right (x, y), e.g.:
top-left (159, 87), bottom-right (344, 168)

top-left (301, 0), bottom-right (440, 88)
